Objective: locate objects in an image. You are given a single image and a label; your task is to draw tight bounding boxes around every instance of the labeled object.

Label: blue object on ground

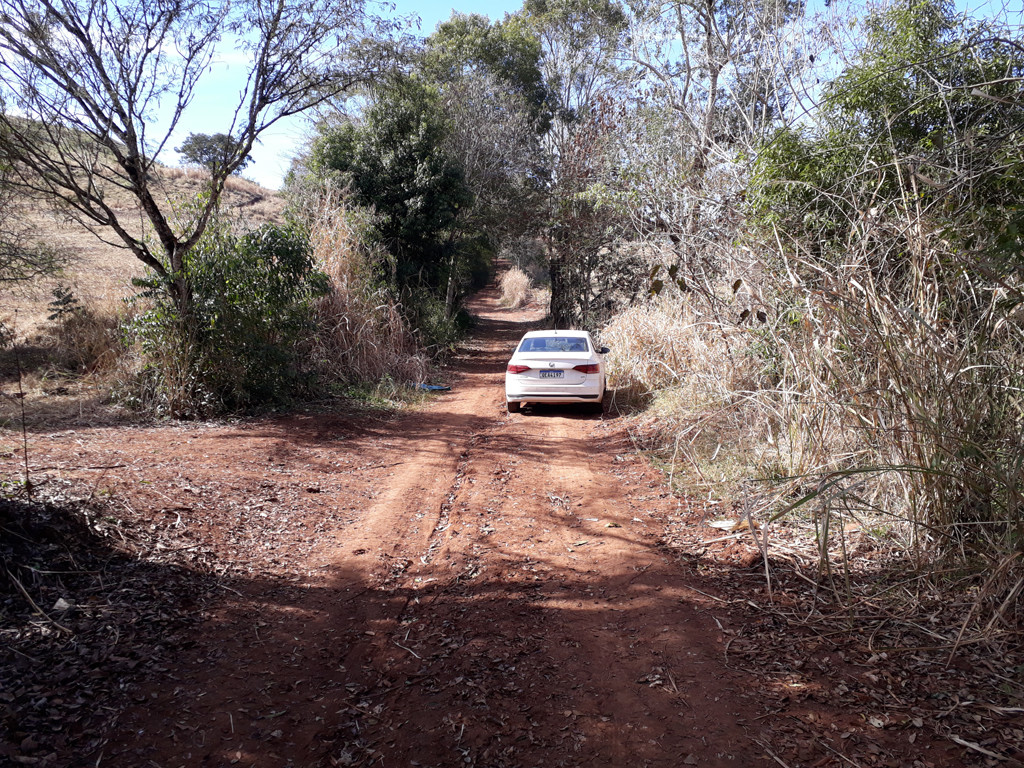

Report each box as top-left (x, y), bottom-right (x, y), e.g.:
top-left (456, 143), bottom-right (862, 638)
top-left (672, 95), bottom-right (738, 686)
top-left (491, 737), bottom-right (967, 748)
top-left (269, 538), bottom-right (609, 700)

top-left (415, 384), bottom-right (451, 392)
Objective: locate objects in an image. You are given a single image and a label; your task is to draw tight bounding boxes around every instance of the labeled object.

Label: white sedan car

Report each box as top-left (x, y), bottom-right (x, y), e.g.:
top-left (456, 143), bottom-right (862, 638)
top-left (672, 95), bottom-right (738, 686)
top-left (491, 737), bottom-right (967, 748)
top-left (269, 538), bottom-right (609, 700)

top-left (504, 330), bottom-right (608, 413)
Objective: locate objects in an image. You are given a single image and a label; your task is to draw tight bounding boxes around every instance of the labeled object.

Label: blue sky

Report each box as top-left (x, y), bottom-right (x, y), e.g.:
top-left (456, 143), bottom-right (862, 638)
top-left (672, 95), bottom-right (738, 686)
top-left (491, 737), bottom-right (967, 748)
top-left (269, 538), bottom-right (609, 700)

top-left (168, 0), bottom-right (526, 189)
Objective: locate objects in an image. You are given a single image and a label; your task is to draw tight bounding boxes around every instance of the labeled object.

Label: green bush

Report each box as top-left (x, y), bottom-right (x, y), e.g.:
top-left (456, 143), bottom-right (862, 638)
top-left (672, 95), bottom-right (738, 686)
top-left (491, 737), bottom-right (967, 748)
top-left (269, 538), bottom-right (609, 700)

top-left (126, 221), bottom-right (327, 415)
top-left (404, 287), bottom-right (472, 354)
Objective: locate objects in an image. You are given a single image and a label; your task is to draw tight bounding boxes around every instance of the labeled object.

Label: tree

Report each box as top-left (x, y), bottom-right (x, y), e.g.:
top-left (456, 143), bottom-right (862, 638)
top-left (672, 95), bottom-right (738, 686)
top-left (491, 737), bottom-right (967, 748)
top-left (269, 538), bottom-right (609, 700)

top-left (308, 77), bottom-right (473, 291)
top-left (419, 15), bottom-right (557, 315)
top-left (751, 0), bottom-right (1024, 288)
top-left (627, 0), bottom-right (803, 172)
top-left (521, 0), bottom-right (631, 152)
top-left (499, 0), bottom-right (635, 327)
top-left (608, 0), bottom-right (804, 297)
top-left (176, 133), bottom-right (253, 176)
top-left (422, 12), bottom-right (551, 132)
top-left (0, 0), bottom-right (397, 313)
top-left (130, 219), bottom-right (328, 414)
top-left (421, 14), bottom-right (549, 246)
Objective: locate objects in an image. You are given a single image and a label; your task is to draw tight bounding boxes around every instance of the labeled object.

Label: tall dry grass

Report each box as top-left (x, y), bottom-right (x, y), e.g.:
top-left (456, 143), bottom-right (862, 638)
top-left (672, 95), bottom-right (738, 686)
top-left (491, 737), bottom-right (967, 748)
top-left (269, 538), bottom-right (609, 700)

top-left (609, 236), bottom-right (1024, 540)
top-left (604, 209), bottom-right (1024, 640)
top-left (48, 296), bottom-right (125, 374)
top-left (307, 192), bottom-right (427, 388)
top-left (603, 291), bottom-right (779, 500)
top-left (498, 266), bottom-right (532, 309)
top-left (765, 224), bottom-right (1024, 563)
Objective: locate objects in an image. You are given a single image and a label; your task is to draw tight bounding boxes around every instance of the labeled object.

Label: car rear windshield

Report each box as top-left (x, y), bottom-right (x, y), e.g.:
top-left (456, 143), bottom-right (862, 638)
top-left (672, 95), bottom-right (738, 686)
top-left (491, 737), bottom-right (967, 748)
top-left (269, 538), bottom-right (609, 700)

top-left (519, 337), bottom-right (590, 353)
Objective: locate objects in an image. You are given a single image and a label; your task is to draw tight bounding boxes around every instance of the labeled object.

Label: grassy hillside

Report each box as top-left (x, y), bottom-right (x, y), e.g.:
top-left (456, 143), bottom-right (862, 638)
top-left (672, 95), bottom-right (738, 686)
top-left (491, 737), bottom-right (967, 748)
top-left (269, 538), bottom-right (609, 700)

top-left (2, 167), bottom-right (287, 336)
top-left (0, 168), bottom-right (287, 425)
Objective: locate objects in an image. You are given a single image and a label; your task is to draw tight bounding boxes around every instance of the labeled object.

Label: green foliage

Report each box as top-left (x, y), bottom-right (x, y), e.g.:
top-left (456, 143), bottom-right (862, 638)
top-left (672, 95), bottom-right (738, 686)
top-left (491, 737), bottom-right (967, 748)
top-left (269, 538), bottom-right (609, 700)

top-left (404, 287), bottom-right (472, 354)
top-left (176, 133), bottom-right (252, 175)
top-left (308, 77), bottom-right (473, 289)
top-left (827, 0), bottom-right (968, 149)
top-left (752, 0), bottom-right (1024, 273)
top-left (750, 124), bottom-right (867, 244)
top-left (422, 13), bottom-right (551, 130)
top-left (47, 284), bottom-right (81, 321)
top-left (127, 221), bottom-right (327, 415)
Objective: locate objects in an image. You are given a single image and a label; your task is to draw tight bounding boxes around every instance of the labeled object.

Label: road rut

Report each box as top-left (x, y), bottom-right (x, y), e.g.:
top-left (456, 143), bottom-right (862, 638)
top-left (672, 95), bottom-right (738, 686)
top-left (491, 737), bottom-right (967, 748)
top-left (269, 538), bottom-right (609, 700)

top-left (85, 282), bottom-right (769, 767)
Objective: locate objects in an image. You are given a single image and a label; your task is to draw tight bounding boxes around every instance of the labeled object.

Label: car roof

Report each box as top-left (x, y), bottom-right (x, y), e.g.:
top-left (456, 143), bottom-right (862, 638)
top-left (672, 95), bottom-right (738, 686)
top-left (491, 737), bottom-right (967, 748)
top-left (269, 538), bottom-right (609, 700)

top-left (520, 330), bottom-right (591, 339)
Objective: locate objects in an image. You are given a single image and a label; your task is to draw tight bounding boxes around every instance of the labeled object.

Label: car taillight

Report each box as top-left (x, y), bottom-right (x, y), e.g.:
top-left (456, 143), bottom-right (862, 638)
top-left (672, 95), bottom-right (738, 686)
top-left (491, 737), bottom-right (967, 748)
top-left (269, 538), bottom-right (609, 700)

top-left (573, 364), bottom-right (600, 374)
top-left (507, 364), bottom-right (531, 374)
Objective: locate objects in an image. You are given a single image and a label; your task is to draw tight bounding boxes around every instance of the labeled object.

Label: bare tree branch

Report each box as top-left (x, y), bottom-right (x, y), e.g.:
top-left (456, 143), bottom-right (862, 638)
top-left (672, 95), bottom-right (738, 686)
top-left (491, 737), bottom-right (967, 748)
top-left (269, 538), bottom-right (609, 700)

top-left (0, 0), bottom-right (399, 307)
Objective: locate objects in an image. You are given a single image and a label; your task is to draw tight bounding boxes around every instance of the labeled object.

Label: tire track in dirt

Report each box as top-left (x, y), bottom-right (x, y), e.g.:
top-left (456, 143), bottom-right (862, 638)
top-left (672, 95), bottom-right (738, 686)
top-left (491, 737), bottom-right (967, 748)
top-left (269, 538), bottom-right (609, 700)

top-left (313, 289), bottom-right (770, 767)
top-left (95, 281), bottom-right (775, 768)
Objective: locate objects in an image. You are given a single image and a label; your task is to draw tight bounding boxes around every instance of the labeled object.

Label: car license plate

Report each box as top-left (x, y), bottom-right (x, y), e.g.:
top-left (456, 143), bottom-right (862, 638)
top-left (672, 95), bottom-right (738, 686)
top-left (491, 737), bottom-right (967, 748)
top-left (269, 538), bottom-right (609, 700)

top-left (540, 370), bottom-right (563, 379)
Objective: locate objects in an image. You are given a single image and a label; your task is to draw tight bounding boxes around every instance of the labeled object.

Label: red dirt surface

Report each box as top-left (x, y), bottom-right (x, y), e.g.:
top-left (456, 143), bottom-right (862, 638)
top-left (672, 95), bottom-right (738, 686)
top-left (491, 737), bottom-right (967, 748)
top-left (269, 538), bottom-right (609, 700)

top-left (4, 283), bottom-right (980, 768)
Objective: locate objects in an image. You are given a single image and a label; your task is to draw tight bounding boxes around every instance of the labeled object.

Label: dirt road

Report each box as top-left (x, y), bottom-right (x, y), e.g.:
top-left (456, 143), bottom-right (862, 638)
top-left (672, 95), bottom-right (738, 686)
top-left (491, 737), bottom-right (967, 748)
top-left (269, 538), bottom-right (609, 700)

top-left (7, 281), bottom-right (972, 768)
top-left (51, 283), bottom-right (758, 768)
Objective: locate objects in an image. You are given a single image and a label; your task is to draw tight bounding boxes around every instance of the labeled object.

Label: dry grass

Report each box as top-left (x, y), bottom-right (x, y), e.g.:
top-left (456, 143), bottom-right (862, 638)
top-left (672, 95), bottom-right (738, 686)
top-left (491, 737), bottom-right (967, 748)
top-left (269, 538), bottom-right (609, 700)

top-left (1, 164), bottom-right (287, 425)
top-left (0, 293), bottom-right (136, 429)
top-left (603, 215), bottom-right (1024, 642)
top-left (602, 293), bottom-right (776, 504)
top-left (308, 192), bottom-right (427, 388)
top-left (1, 164), bottom-right (285, 344)
top-left (498, 266), bottom-right (532, 309)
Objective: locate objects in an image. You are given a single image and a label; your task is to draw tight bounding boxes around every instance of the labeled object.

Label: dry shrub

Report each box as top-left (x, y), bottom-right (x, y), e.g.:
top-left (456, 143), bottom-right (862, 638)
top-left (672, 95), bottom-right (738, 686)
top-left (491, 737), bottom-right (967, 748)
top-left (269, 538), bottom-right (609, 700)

top-left (603, 292), bottom-right (771, 400)
top-left (157, 165), bottom-right (210, 182)
top-left (765, 227), bottom-right (1024, 563)
top-left (155, 167), bottom-right (285, 224)
top-left (601, 291), bottom-right (781, 498)
top-left (609, 221), bottom-right (1024, 641)
top-left (308, 192), bottom-right (426, 387)
top-left (50, 298), bottom-right (124, 374)
top-left (531, 285), bottom-right (551, 314)
top-left (498, 266), bottom-right (532, 309)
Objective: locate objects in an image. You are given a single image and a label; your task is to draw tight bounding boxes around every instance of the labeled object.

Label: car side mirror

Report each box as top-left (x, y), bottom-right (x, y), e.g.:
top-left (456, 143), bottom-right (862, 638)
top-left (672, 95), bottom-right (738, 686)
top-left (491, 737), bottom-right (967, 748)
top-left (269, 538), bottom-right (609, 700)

top-left (599, 346), bottom-right (610, 355)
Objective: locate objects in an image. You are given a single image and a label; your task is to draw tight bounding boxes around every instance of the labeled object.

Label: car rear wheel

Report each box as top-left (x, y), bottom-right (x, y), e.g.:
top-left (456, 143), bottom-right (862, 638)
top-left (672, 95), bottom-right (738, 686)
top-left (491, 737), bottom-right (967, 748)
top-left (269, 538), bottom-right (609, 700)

top-left (507, 400), bottom-right (521, 413)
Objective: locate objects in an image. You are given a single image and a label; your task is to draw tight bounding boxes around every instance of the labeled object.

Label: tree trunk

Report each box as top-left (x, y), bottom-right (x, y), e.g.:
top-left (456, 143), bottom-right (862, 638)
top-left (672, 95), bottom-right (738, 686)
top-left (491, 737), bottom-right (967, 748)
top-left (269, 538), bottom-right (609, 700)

top-left (549, 254), bottom-right (571, 328)
top-left (444, 251), bottom-right (458, 321)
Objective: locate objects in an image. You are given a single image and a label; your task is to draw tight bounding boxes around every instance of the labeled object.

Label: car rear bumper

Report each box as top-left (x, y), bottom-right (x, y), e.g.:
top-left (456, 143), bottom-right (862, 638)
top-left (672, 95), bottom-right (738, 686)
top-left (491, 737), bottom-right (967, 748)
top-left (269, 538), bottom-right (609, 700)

top-left (507, 393), bottom-right (602, 402)
top-left (505, 381), bottom-right (604, 404)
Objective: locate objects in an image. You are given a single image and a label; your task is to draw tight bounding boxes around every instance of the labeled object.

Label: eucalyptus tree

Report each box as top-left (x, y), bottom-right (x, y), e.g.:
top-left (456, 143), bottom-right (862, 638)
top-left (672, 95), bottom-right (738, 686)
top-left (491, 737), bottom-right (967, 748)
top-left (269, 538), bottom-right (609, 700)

top-left (522, 0), bottom-right (632, 152)
top-left (508, 0), bottom-right (638, 326)
top-left (422, 13), bottom-right (549, 237)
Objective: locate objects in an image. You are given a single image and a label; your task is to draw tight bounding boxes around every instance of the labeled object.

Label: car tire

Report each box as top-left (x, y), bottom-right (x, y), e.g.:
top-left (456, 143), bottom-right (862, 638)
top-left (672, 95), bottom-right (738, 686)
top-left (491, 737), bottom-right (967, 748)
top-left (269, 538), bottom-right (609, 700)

top-left (507, 400), bottom-right (521, 413)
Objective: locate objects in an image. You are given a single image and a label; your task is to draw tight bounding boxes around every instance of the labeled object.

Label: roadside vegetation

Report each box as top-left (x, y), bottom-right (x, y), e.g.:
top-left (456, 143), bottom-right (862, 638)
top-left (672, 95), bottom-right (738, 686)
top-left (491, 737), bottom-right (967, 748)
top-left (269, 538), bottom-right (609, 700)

top-left (597, 0), bottom-right (1024, 630)
top-left (498, 266), bottom-right (534, 309)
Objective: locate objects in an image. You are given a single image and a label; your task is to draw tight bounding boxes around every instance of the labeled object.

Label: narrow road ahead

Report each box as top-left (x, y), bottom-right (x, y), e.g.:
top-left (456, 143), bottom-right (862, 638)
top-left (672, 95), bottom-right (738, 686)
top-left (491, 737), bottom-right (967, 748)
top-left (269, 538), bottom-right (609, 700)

top-left (97, 281), bottom-right (768, 767)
